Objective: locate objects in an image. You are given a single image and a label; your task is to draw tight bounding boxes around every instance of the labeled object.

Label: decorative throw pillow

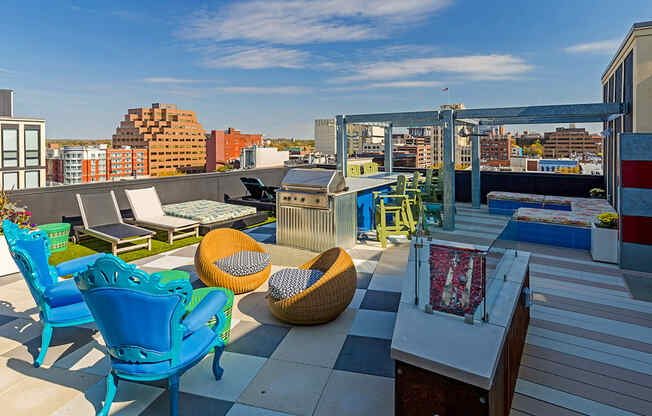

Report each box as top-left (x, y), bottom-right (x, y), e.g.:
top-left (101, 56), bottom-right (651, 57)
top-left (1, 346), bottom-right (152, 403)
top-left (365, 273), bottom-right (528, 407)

top-left (214, 251), bottom-right (271, 276)
top-left (268, 268), bottom-right (325, 300)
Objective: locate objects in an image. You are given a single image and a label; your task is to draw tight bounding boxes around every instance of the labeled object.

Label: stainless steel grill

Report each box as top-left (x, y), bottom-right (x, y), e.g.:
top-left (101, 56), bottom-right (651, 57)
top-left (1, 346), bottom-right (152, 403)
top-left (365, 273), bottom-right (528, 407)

top-left (276, 169), bottom-right (356, 252)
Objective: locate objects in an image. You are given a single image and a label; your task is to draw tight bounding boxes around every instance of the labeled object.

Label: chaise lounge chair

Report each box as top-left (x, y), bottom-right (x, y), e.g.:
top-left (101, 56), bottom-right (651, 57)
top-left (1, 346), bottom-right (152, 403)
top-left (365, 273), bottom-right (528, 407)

top-left (240, 177), bottom-right (278, 202)
top-left (75, 191), bottom-right (154, 256)
top-left (124, 187), bottom-right (199, 244)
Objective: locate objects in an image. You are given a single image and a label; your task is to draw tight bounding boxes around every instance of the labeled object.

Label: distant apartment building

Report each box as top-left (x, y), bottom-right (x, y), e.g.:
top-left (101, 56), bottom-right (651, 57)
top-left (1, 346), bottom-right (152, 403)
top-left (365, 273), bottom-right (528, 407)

top-left (112, 103), bottom-right (206, 176)
top-left (206, 128), bottom-right (262, 171)
top-left (314, 119), bottom-right (385, 156)
top-left (407, 104), bottom-right (471, 167)
top-left (0, 90), bottom-right (46, 190)
top-left (240, 146), bottom-right (289, 169)
top-left (481, 128), bottom-right (512, 167)
top-left (542, 127), bottom-right (602, 158)
top-left (47, 144), bottom-right (148, 185)
top-left (393, 144), bottom-right (431, 169)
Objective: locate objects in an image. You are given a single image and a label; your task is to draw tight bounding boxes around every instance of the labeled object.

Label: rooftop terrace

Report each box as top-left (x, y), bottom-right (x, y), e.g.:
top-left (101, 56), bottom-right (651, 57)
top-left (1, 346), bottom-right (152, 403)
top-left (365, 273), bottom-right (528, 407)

top-left (1, 201), bottom-right (651, 415)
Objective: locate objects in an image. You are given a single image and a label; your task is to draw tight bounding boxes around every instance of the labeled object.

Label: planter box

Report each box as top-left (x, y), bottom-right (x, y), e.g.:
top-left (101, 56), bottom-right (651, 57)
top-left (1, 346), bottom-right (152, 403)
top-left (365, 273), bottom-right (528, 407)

top-left (591, 224), bottom-right (618, 264)
top-left (0, 237), bottom-right (19, 276)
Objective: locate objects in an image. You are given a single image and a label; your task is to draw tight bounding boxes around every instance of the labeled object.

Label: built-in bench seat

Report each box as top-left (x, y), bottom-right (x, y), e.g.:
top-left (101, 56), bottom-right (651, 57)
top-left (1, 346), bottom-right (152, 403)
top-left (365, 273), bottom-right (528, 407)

top-left (489, 192), bottom-right (616, 250)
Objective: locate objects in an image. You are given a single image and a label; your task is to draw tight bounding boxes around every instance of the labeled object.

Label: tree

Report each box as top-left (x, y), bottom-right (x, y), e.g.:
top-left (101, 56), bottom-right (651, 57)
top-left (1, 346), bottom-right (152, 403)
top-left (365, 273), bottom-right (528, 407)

top-left (525, 140), bottom-right (543, 157)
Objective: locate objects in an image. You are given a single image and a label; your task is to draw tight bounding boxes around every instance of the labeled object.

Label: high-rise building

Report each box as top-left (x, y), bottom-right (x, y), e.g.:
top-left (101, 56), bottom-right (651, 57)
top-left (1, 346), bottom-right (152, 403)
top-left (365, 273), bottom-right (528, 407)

top-left (112, 103), bottom-right (206, 176)
top-left (314, 119), bottom-right (386, 156)
top-left (206, 128), bottom-right (262, 171)
top-left (0, 90), bottom-right (46, 190)
top-left (542, 127), bottom-right (601, 158)
top-left (106, 147), bottom-right (148, 181)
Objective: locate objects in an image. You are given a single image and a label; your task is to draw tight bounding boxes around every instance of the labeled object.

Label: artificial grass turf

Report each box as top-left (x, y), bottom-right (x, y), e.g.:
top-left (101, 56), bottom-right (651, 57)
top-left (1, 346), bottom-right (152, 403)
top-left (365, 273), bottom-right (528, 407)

top-left (48, 216), bottom-right (277, 266)
top-left (48, 230), bottom-right (202, 266)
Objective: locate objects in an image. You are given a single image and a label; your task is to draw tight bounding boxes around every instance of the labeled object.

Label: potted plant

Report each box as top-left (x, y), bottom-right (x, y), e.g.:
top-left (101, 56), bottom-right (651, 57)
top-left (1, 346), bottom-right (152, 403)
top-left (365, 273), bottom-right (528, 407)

top-left (0, 190), bottom-right (34, 276)
top-left (591, 212), bottom-right (618, 263)
top-left (589, 188), bottom-right (605, 199)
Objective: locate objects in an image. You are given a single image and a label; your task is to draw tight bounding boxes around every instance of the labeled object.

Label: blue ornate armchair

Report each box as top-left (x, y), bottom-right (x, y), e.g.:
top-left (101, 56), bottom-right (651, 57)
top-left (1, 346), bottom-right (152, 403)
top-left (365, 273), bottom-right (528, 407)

top-left (2, 219), bottom-right (103, 367)
top-left (76, 255), bottom-right (228, 416)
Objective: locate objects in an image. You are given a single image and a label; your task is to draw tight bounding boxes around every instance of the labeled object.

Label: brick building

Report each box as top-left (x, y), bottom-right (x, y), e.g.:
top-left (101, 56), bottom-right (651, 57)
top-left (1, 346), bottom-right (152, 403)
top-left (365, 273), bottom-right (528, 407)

top-left (206, 128), bottom-right (262, 170)
top-left (106, 147), bottom-right (148, 181)
top-left (112, 103), bottom-right (206, 176)
top-left (542, 127), bottom-right (602, 158)
top-left (481, 129), bottom-right (512, 167)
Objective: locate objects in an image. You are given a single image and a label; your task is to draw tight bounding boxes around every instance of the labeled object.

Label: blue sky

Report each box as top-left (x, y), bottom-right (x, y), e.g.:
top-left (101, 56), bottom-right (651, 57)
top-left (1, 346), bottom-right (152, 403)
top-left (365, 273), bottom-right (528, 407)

top-left (1, 1), bottom-right (650, 139)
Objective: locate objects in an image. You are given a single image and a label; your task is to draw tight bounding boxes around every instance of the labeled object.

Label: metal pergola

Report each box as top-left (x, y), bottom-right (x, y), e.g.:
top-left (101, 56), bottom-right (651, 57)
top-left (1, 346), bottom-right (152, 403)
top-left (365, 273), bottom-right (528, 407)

top-left (336, 102), bottom-right (626, 231)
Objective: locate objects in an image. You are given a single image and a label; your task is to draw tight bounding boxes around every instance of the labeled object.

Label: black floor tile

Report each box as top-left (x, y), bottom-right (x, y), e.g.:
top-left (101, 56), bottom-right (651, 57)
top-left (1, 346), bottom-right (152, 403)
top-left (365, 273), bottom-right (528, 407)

top-left (226, 321), bottom-right (289, 358)
top-left (360, 290), bottom-right (401, 312)
top-left (334, 335), bottom-right (394, 378)
top-left (356, 273), bottom-right (372, 289)
top-left (0, 314), bottom-right (17, 327)
top-left (141, 391), bottom-right (233, 416)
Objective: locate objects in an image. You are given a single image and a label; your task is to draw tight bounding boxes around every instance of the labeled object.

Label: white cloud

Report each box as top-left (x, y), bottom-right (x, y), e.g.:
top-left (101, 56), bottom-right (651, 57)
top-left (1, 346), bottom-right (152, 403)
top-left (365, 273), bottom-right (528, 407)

top-left (564, 39), bottom-right (620, 54)
top-left (143, 77), bottom-right (202, 83)
top-left (200, 46), bottom-right (309, 69)
top-left (0, 68), bottom-right (14, 73)
top-left (215, 86), bottom-right (311, 94)
top-left (369, 80), bottom-right (443, 88)
top-left (180, 0), bottom-right (451, 45)
top-left (332, 54), bottom-right (534, 82)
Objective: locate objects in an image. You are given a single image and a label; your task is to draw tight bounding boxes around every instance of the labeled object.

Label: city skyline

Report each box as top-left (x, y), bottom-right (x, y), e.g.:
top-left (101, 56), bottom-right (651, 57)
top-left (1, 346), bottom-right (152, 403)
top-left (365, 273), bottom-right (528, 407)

top-left (1, 0), bottom-right (650, 139)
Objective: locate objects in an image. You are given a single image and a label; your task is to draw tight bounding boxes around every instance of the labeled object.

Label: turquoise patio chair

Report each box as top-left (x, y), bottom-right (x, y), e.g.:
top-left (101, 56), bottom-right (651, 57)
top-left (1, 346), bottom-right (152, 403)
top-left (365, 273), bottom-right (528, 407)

top-left (76, 255), bottom-right (228, 416)
top-left (2, 219), bottom-right (103, 367)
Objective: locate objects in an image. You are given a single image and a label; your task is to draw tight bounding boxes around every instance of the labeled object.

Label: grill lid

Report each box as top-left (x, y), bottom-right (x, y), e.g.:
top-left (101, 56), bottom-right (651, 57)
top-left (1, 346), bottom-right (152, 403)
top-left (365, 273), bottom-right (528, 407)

top-left (280, 169), bottom-right (346, 193)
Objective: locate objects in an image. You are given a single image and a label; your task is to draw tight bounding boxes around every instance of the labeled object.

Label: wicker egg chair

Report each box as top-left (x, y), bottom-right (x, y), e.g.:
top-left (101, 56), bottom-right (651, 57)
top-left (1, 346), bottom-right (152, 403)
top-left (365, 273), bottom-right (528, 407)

top-left (194, 228), bottom-right (271, 294)
top-left (268, 247), bottom-right (357, 325)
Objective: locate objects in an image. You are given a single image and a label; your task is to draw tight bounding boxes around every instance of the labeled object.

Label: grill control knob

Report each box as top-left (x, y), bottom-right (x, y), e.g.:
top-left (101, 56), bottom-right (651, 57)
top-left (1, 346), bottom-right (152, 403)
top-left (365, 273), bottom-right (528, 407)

top-left (301, 197), bottom-right (305, 202)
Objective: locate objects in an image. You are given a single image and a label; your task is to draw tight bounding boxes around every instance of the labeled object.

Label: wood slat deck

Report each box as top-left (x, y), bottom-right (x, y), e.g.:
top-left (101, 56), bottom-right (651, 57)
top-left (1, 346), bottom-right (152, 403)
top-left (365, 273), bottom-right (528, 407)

top-left (436, 204), bottom-right (652, 415)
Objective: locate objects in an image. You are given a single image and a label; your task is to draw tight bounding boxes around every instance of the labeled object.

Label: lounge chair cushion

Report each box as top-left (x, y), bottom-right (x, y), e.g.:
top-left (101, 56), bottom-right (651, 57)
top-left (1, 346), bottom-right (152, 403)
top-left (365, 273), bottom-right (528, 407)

top-left (214, 251), bottom-right (271, 276)
top-left (138, 215), bottom-right (198, 230)
top-left (268, 268), bottom-right (325, 300)
top-left (90, 223), bottom-right (154, 239)
top-left (124, 187), bottom-right (166, 220)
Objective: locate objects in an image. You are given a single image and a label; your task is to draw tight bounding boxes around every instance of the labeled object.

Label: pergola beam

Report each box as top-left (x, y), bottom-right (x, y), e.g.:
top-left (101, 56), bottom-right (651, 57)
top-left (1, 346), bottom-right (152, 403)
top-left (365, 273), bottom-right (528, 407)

top-left (457, 102), bottom-right (625, 120)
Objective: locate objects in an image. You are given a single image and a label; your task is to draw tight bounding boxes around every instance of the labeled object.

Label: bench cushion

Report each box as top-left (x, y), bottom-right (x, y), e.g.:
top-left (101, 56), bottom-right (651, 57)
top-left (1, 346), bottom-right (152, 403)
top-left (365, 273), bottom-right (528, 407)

top-left (268, 268), bottom-right (325, 300)
top-left (214, 251), bottom-right (271, 276)
top-left (514, 208), bottom-right (594, 228)
top-left (487, 191), bottom-right (544, 203)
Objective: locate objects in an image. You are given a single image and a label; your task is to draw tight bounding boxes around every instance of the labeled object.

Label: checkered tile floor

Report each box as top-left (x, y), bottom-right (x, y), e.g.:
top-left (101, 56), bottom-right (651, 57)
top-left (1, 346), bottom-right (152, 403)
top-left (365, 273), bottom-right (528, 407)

top-left (0, 222), bottom-right (406, 415)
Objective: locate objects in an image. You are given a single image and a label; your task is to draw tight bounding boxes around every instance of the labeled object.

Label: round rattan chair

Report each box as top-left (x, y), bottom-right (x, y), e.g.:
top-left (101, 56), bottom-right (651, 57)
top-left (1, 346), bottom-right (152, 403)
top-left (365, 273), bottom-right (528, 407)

top-left (194, 228), bottom-right (271, 294)
top-left (268, 247), bottom-right (357, 325)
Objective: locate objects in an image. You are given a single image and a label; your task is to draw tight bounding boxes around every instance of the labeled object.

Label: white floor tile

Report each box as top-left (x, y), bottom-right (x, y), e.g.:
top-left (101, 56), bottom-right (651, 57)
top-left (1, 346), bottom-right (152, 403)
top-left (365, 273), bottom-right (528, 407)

top-left (367, 274), bottom-right (403, 293)
top-left (180, 351), bottom-right (266, 401)
top-left (140, 255), bottom-right (193, 270)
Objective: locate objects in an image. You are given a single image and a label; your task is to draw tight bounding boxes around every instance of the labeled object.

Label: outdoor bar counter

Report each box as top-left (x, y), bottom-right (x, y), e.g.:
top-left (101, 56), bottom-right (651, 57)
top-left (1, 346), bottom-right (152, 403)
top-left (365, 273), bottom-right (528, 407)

top-left (344, 174), bottom-right (400, 232)
top-left (392, 240), bottom-right (531, 415)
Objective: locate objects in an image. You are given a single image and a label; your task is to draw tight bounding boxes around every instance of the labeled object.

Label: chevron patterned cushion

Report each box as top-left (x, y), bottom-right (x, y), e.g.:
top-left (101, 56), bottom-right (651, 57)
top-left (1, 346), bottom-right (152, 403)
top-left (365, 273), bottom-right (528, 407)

top-left (214, 251), bottom-right (271, 276)
top-left (268, 268), bottom-right (324, 300)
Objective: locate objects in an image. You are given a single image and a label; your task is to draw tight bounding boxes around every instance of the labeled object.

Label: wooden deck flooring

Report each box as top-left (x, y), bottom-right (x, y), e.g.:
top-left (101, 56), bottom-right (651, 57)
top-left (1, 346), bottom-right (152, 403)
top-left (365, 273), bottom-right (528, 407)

top-left (438, 205), bottom-right (652, 416)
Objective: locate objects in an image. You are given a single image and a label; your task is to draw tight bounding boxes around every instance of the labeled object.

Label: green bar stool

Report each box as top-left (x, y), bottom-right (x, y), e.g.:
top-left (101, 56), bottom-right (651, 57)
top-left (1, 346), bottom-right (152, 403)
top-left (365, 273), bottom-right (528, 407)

top-left (159, 270), bottom-right (235, 344)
